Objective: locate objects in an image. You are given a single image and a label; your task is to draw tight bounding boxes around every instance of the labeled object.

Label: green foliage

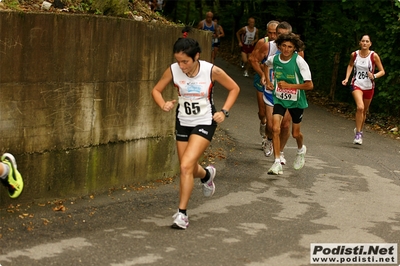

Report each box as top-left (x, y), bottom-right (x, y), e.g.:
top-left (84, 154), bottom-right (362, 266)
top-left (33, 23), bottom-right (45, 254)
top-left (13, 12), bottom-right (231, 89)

top-left (2, 0), bottom-right (20, 10)
top-left (289, 0), bottom-right (400, 116)
top-left (90, 0), bottom-right (129, 16)
top-left (64, 0), bottom-right (128, 16)
top-left (184, 0), bottom-right (400, 117)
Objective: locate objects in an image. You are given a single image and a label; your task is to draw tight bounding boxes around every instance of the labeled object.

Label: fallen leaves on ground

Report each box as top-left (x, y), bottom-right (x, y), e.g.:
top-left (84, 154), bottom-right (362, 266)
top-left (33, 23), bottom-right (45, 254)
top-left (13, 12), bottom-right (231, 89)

top-left (52, 205), bottom-right (66, 212)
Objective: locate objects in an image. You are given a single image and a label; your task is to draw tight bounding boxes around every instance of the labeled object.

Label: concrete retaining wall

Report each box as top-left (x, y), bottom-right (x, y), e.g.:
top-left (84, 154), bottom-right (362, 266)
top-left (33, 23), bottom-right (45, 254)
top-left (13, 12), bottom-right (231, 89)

top-left (0, 12), bottom-right (211, 205)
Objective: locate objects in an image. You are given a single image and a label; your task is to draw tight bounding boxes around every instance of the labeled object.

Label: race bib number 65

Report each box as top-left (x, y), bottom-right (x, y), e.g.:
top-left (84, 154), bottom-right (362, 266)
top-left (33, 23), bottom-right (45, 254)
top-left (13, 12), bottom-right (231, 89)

top-left (178, 97), bottom-right (208, 117)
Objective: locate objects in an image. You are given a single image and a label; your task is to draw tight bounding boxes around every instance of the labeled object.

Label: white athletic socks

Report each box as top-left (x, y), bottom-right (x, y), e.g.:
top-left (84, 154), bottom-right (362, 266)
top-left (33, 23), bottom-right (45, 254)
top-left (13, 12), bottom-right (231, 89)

top-left (297, 146), bottom-right (305, 154)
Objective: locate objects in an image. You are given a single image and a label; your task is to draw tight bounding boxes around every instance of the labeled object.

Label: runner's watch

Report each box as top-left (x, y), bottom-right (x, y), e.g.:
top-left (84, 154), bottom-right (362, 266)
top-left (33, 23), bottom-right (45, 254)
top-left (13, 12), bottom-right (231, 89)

top-left (221, 109), bottom-right (229, 118)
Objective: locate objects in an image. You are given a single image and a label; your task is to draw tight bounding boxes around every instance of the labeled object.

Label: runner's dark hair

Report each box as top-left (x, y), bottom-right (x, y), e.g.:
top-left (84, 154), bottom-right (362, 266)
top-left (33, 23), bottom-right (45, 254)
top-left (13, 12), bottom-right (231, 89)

top-left (275, 32), bottom-right (305, 52)
top-left (360, 34), bottom-right (371, 42)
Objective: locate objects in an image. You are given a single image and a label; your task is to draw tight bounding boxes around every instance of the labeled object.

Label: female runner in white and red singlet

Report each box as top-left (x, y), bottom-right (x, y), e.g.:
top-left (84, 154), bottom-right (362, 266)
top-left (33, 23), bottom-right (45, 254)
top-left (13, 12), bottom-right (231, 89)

top-left (342, 35), bottom-right (385, 145)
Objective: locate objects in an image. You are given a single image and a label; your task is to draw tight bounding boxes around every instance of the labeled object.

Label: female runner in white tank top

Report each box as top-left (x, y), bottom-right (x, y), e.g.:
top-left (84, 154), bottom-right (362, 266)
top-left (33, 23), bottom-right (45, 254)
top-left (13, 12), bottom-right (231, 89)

top-left (152, 30), bottom-right (240, 229)
top-left (342, 35), bottom-right (385, 145)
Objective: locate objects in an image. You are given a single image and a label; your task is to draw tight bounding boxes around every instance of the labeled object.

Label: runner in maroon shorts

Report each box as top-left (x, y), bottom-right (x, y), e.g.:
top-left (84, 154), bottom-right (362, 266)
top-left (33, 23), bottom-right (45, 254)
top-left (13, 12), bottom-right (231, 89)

top-left (342, 35), bottom-right (385, 145)
top-left (236, 17), bottom-right (259, 77)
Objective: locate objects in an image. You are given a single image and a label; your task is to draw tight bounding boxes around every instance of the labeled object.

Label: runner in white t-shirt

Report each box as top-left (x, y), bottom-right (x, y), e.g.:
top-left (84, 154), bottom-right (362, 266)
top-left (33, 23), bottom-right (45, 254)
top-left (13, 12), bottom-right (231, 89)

top-left (264, 33), bottom-right (313, 175)
top-left (250, 22), bottom-right (300, 165)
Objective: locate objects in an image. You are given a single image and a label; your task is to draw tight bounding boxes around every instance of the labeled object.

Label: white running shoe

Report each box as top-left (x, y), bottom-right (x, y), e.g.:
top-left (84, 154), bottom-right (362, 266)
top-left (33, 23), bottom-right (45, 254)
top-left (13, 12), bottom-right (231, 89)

top-left (263, 139), bottom-right (273, 157)
top-left (203, 166), bottom-right (216, 197)
top-left (353, 128), bottom-right (363, 144)
top-left (353, 132), bottom-right (363, 145)
top-left (293, 145), bottom-right (307, 170)
top-left (268, 161), bottom-right (283, 175)
top-left (280, 153), bottom-right (286, 165)
top-left (171, 211), bottom-right (189, 229)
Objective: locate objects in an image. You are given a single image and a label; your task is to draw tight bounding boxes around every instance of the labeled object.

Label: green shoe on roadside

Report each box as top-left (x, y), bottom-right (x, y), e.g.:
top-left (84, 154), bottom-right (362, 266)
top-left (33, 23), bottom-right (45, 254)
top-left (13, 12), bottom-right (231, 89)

top-left (1, 153), bottom-right (24, 199)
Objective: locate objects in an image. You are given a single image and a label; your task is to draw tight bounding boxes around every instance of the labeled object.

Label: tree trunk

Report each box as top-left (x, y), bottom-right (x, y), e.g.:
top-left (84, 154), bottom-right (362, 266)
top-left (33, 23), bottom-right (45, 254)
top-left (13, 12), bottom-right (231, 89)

top-left (329, 52), bottom-right (341, 101)
top-left (230, 1), bottom-right (244, 55)
top-left (195, 0), bottom-right (203, 23)
top-left (185, 1), bottom-right (191, 24)
top-left (230, 18), bottom-right (236, 55)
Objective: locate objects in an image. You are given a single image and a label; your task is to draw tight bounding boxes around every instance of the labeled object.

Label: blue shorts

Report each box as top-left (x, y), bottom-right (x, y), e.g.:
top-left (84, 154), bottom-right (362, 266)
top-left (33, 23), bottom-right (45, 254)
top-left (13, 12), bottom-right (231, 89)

top-left (263, 90), bottom-right (274, 107)
top-left (254, 70), bottom-right (274, 106)
top-left (253, 74), bottom-right (264, 92)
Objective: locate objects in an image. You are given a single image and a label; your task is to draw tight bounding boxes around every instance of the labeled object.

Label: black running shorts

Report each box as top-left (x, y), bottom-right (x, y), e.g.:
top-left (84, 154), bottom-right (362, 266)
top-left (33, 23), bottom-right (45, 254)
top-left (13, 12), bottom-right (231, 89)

top-left (175, 120), bottom-right (217, 142)
top-left (273, 104), bottom-right (304, 124)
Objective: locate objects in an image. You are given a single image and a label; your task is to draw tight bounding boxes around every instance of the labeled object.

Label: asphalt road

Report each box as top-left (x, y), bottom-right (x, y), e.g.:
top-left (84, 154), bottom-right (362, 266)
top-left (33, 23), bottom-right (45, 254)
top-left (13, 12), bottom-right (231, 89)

top-left (0, 57), bottom-right (400, 266)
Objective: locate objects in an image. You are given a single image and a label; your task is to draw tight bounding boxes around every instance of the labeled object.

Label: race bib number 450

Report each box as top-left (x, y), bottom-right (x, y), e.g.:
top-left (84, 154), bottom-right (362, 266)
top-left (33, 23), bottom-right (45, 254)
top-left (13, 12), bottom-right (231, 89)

top-left (178, 97), bottom-right (208, 117)
top-left (275, 87), bottom-right (298, 101)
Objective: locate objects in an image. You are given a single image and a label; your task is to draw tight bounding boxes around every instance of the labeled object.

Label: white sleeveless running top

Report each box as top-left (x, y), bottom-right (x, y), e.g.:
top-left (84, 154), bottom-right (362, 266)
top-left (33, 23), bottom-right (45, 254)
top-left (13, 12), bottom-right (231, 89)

top-left (242, 26), bottom-right (257, 45)
top-left (171, 60), bottom-right (215, 127)
top-left (268, 41), bottom-right (279, 57)
top-left (264, 41), bottom-right (279, 96)
top-left (351, 50), bottom-right (375, 90)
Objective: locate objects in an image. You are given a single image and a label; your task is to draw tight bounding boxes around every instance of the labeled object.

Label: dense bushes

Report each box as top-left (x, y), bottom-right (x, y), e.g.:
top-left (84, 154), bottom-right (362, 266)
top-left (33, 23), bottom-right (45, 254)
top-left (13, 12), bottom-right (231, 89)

top-left (169, 0), bottom-right (400, 117)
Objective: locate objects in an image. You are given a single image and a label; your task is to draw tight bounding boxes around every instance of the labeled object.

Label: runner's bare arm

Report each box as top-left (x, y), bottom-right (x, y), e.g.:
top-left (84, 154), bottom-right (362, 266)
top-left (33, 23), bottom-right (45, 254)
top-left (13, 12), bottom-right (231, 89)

top-left (371, 53), bottom-right (385, 79)
top-left (252, 28), bottom-right (259, 45)
top-left (277, 80), bottom-right (313, 91)
top-left (249, 40), bottom-right (269, 77)
top-left (342, 52), bottom-right (355, 85)
top-left (263, 59), bottom-right (273, 90)
top-left (211, 66), bottom-right (240, 121)
top-left (218, 25), bottom-right (225, 38)
top-left (236, 27), bottom-right (245, 46)
top-left (151, 67), bottom-right (176, 111)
